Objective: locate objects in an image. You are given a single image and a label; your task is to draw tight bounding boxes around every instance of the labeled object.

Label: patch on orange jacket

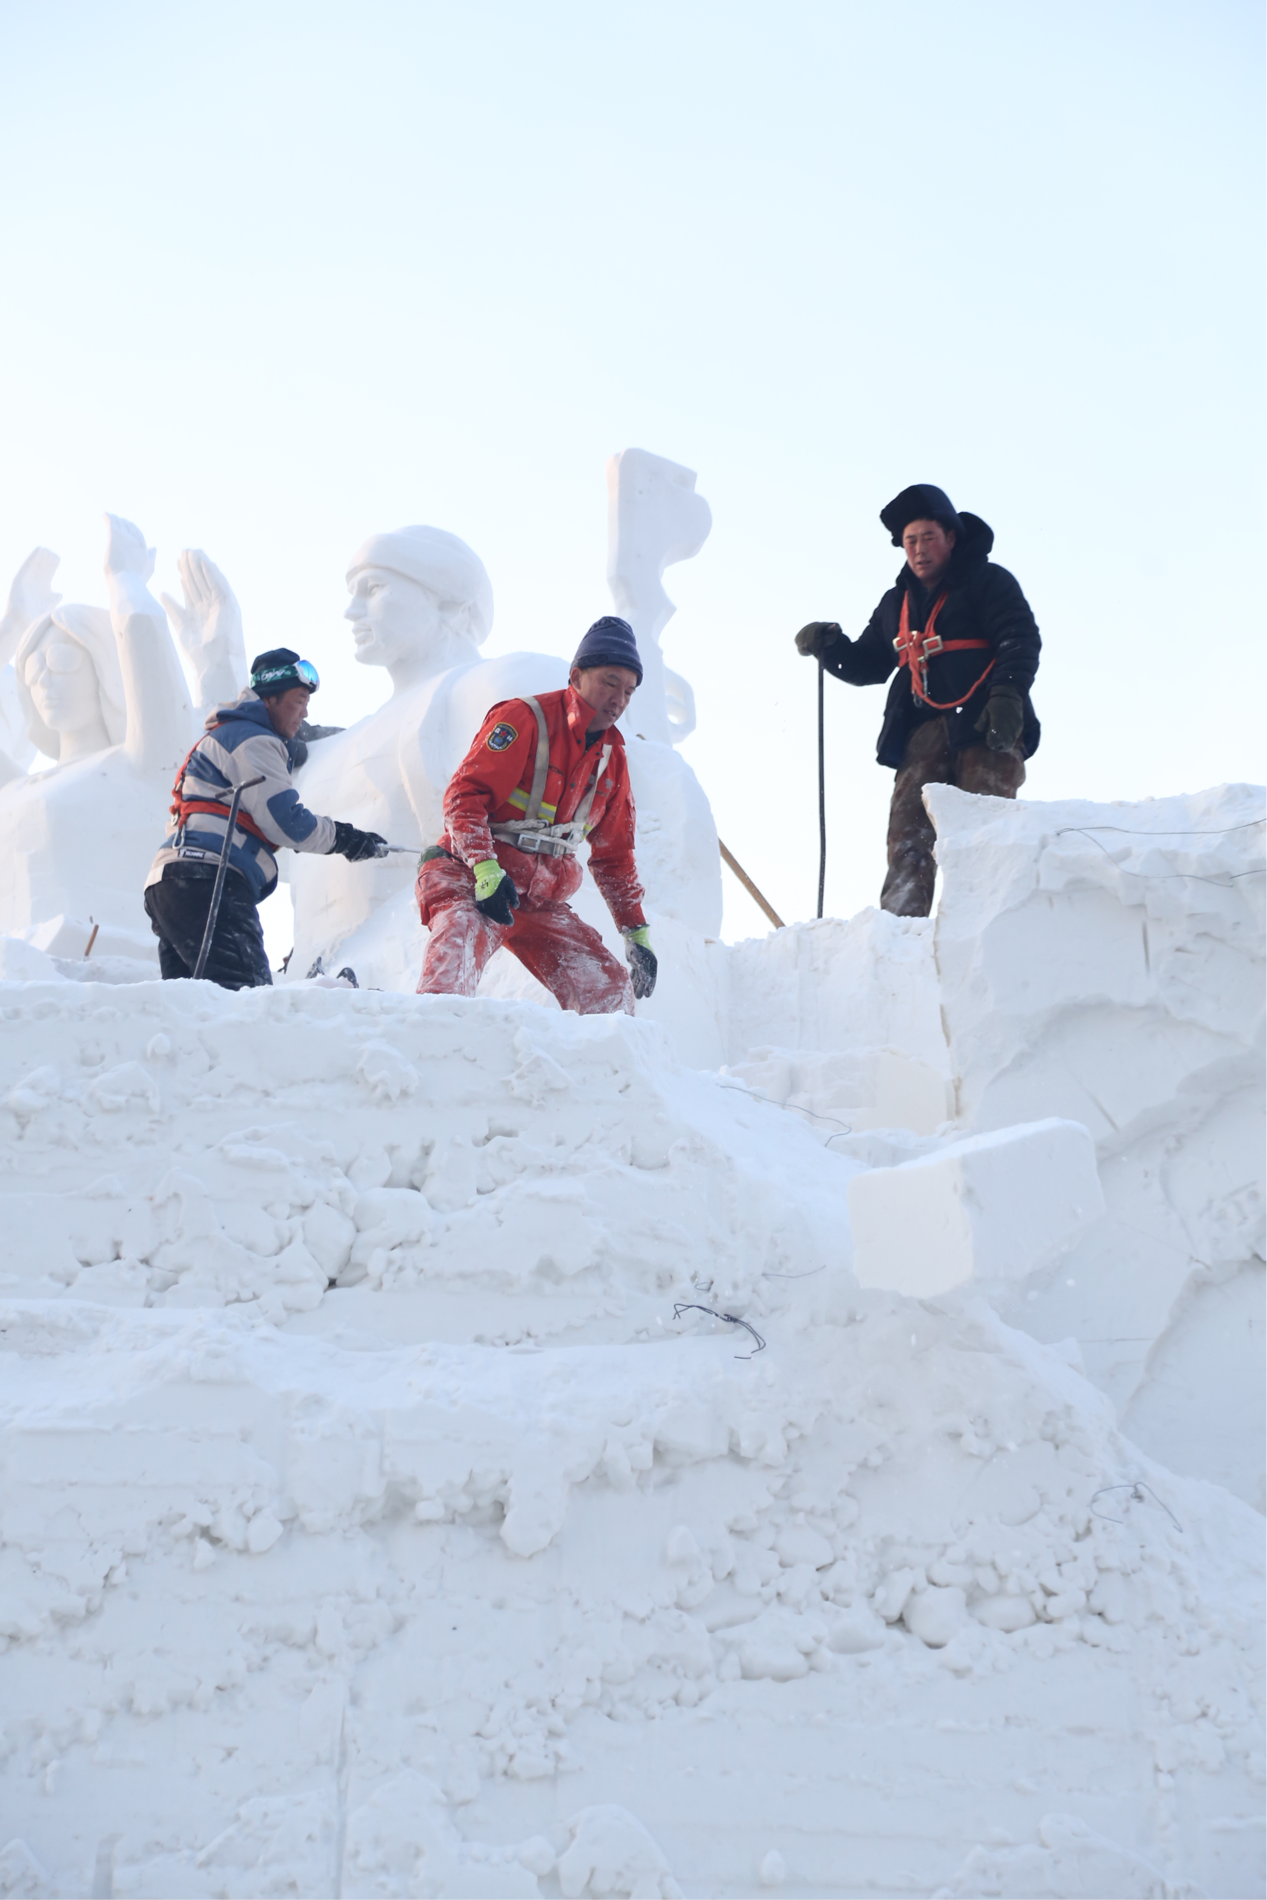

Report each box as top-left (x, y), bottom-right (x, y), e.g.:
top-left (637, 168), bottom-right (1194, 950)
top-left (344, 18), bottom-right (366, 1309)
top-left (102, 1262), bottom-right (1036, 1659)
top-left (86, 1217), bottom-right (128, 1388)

top-left (486, 721), bottom-right (518, 752)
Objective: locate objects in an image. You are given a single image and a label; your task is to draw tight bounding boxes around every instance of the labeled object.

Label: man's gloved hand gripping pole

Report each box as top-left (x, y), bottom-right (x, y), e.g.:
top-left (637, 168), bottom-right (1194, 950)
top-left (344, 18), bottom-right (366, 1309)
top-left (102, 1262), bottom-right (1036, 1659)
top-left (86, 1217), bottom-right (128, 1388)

top-left (794, 621), bottom-right (843, 659)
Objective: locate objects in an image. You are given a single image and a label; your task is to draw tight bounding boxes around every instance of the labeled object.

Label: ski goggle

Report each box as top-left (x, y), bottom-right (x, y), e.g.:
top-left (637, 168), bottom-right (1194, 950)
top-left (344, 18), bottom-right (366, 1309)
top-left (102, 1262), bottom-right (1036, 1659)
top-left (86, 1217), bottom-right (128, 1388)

top-left (250, 658), bottom-right (320, 693)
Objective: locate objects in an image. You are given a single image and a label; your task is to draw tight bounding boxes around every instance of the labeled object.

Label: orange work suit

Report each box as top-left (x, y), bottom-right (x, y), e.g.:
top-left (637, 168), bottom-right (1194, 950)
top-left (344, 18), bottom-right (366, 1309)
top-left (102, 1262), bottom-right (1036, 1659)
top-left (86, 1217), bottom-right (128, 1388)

top-left (416, 687), bottom-right (646, 1013)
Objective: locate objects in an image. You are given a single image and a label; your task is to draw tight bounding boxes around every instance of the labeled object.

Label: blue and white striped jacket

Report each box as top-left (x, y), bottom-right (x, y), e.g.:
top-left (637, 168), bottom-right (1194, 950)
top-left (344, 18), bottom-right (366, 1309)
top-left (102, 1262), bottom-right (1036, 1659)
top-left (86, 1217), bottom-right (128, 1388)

top-left (145, 693), bottom-right (337, 902)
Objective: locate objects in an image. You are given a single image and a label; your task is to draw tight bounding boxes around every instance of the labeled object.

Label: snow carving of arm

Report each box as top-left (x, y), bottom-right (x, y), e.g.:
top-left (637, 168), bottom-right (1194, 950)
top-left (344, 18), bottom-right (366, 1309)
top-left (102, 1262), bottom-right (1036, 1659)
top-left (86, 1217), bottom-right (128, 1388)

top-left (663, 666), bottom-right (696, 741)
top-left (103, 513), bottom-right (194, 775)
top-left (160, 549), bottom-right (247, 719)
top-left (0, 548), bottom-right (61, 668)
top-left (606, 448), bottom-right (711, 747)
top-left (0, 549), bottom-right (58, 782)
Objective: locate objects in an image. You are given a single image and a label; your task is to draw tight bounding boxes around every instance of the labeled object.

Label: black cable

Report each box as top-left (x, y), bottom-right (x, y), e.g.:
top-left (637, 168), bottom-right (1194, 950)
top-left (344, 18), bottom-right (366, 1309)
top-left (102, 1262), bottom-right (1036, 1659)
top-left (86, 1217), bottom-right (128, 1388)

top-left (816, 658), bottom-right (826, 919)
top-left (672, 1302), bottom-right (767, 1358)
top-left (1089, 1481), bottom-right (1183, 1533)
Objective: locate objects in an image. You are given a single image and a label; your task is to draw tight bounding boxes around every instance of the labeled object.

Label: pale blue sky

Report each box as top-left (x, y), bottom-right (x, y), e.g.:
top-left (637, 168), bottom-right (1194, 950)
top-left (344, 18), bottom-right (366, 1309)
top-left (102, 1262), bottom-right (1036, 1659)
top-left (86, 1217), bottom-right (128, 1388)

top-left (1, 0), bottom-right (1261, 940)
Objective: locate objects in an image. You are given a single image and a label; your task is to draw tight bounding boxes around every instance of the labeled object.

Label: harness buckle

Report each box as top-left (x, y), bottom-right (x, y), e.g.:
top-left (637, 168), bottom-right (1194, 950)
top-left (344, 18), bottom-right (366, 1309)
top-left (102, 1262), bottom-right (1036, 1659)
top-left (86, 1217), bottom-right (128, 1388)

top-left (921, 633), bottom-right (943, 655)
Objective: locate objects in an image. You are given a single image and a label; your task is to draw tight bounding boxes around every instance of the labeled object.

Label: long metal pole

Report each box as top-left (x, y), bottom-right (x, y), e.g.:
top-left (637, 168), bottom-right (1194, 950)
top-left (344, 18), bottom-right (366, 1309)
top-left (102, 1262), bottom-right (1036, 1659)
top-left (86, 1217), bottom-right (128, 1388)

top-left (816, 658), bottom-right (826, 919)
top-left (192, 775), bottom-right (265, 981)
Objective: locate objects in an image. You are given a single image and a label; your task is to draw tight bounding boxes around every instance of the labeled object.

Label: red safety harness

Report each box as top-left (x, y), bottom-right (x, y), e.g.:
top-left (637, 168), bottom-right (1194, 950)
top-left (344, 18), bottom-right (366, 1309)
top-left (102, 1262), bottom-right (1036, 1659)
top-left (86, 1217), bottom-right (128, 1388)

top-left (170, 728), bottom-right (273, 848)
top-left (894, 590), bottom-right (995, 710)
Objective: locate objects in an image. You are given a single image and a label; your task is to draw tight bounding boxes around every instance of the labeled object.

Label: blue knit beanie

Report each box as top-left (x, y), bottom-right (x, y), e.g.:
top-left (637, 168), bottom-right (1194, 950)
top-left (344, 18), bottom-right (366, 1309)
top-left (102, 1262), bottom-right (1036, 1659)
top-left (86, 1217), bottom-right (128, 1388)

top-left (571, 616), bottom-right (643, 686)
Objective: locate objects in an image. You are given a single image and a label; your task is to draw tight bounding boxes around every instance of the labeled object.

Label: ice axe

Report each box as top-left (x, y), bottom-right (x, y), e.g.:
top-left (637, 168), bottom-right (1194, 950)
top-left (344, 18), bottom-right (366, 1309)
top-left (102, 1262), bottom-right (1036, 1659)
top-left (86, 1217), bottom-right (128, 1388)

top-left (192, 774), bottom-right (265, 981)
top-left (372, 842), bottom-right (425, 856)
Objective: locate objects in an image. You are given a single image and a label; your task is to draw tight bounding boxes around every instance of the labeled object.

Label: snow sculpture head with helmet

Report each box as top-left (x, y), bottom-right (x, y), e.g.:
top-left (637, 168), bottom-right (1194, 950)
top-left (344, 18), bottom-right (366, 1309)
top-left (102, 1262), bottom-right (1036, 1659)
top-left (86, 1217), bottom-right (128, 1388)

top-left (343, 526), bottom-right (494, 691)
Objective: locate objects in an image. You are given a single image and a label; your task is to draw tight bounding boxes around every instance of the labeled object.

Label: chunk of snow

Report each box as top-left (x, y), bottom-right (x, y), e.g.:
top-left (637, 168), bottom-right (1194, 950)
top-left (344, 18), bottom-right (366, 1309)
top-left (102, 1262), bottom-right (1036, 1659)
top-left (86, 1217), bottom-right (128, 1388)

top-left (847, 1118), bottom-right (1103, 1297)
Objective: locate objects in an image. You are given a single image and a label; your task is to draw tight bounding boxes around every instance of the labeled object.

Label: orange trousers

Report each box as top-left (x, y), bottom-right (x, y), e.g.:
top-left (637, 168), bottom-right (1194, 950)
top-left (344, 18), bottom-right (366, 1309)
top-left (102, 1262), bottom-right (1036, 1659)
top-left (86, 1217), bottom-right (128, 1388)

top-left (416, 853), bottom-right (633, 1015)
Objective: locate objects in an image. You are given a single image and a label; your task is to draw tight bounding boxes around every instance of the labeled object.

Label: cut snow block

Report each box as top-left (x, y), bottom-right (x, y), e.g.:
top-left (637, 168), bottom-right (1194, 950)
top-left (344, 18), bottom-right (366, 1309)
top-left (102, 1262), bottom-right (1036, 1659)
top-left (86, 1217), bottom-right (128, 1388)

top-left (847, 1117), bottom-right (1104, 1298)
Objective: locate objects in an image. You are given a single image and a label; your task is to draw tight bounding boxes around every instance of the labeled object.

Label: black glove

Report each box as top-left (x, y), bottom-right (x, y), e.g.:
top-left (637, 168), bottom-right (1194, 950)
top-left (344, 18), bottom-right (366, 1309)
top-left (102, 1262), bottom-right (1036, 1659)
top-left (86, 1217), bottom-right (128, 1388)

top-left (794, 621), bottom-right (843, 659)
top-left (623, 928), bottom-right (657, 1000)
top-left (332, 820), bottom-right (388, 862)
top-left (473, 862), bottom-right (520, 927)
top-left (973, 684), bottom-right (1025, 753)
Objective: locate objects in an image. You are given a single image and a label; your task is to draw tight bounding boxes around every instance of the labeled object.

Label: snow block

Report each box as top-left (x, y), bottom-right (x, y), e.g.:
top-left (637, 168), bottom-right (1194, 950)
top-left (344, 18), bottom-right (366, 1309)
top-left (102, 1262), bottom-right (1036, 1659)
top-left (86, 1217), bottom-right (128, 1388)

top-left (847, 1117), bottom-right (1104, 1297)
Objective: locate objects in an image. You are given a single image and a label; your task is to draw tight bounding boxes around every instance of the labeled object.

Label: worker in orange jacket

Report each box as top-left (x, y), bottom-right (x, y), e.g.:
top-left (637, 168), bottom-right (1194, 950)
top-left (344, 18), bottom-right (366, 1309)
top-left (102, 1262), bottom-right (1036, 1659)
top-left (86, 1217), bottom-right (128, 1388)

top-left (415, 616), bottom-right (656, 1013)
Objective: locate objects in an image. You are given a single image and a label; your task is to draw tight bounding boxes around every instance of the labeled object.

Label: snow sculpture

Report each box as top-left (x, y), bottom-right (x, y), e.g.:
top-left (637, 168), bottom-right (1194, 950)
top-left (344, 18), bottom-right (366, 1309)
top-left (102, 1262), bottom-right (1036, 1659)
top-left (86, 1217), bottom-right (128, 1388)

top-left (0, 518), bottom-right (197, 960)
top-left (159, 548), bottom-right (248, 721)
top-left (0, 549), bottom-right (58, 775)
top-left (603, 449), bottom-right (724, 950)
top-left (286, 525), bottom-right (567, 986)
top-left (606, 447), bottom-right (712, 747)
top-left (289, 477), bottom-right (725, 992)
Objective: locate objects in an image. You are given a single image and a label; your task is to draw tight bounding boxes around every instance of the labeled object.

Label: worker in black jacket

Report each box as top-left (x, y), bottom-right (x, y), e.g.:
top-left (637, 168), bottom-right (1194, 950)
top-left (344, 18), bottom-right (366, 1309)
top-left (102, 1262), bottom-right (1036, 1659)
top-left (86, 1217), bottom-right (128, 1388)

top-left (795, 483), bottom-right (1041, 917)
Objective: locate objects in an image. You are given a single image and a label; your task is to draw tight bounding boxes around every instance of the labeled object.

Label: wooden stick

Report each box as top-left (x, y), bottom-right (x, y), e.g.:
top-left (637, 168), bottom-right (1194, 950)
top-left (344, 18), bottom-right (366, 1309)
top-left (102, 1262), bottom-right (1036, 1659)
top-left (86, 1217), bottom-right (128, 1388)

top-left (84, 923), bottom-right (99, 959)
top-left (717, 839), bottom-right (785, 930)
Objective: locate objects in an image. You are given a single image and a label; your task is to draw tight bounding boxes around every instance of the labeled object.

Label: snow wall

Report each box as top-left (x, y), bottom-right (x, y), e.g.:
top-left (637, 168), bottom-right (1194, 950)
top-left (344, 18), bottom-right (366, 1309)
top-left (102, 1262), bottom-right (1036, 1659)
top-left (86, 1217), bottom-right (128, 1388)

top-left (0, 784), bottom-right (1262, 1899)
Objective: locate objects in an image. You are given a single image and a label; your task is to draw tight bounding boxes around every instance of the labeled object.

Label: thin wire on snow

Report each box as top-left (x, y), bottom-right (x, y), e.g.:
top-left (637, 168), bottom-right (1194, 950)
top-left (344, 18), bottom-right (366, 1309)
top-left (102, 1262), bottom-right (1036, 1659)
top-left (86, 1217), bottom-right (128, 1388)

top-left (672, 1302), bottom-right (767, 1358)
top-left (717, 1078), bottom-right (853, 1143)
top-left (1054, 821), bottom-right (1265, 887)
top-left (1090, 1481), bottom-right (1184, 1534)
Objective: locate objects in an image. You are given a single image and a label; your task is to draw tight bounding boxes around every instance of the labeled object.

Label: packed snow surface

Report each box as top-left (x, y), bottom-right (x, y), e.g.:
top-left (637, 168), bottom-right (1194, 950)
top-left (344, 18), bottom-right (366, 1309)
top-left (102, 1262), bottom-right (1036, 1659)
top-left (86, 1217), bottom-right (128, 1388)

top-left (0, 786), bottom-right (1262, 1899)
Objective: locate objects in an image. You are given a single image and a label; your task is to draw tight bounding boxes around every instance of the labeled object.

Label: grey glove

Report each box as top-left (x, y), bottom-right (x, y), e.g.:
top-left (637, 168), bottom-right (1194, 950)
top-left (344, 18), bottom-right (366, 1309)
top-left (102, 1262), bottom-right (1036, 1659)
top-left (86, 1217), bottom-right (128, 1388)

top-left (794, 621), bottom-right (843, 659)
top-left (974, 684), bottom-right (1025, 753)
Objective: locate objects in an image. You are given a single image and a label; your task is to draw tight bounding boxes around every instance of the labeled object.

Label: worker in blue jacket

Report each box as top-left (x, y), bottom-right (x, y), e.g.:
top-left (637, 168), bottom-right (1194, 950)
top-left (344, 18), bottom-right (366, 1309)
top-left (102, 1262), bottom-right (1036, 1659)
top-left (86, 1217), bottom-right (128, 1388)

top-left (144, 649), bottom-right (384, 988)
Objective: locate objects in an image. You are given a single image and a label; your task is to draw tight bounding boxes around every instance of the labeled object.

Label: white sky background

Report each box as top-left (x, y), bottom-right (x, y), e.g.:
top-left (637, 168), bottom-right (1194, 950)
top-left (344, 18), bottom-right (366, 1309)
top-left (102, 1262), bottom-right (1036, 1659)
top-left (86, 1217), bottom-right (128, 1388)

top-left (0, 0), bottom-right (1262, 953)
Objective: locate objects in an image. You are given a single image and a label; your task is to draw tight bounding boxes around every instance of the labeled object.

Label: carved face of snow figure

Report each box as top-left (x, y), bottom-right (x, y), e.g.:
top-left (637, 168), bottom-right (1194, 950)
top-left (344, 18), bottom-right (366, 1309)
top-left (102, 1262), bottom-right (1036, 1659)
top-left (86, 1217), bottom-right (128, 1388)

top-left (344, 567), bottom-right (444, 673)
top-left (23, 635), bottom-right (101, 736)
top-left (13, 606), bottom-right (125, 765)
top-left (343, 527), bottom-right (494, 693)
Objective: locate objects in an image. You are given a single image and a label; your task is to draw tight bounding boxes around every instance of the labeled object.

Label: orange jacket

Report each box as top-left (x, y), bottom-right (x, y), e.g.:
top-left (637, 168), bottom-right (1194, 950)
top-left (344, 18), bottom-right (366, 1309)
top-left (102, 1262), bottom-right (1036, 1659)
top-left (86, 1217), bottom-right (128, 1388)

top-left (439, 687), bottom-right (646, 930)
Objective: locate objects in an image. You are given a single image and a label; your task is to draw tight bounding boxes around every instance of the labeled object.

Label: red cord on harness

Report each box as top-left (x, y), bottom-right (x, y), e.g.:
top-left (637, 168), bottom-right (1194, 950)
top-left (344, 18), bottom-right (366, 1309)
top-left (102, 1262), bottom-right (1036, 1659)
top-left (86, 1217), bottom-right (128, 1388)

top-left (894, 591), bottom-right (996, 711)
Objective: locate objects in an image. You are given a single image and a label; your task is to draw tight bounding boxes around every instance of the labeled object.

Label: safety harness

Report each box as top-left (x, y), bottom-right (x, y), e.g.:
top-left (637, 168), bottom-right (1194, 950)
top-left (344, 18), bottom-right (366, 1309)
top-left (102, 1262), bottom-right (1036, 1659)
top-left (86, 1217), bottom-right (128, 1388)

top-left (170, 728), bottom-right (273, 850)
top-left (894, 590), bottom-right (995, 711)
top-left (489, 695), bottom-right (612, 860)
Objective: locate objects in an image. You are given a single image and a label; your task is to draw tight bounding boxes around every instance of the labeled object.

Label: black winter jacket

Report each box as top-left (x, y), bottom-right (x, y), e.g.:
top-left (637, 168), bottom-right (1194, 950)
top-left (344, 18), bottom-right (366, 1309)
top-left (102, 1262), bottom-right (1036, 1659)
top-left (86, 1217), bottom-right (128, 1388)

top-left (823, 513), bottom-right (1041, 769)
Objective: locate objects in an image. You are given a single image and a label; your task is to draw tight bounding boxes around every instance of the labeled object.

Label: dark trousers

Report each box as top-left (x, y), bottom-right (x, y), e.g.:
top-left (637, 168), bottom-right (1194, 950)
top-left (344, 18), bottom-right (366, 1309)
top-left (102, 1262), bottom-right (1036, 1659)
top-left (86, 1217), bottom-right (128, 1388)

top-left (881, 716), bottom-right (1026, 918)
top-left (144, 863), bottom-right (273, 990)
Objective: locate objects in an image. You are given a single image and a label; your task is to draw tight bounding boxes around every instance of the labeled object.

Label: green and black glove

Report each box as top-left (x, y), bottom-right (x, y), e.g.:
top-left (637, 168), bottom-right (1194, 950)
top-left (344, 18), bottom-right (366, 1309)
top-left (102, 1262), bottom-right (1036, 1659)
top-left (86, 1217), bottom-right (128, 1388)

top-left (974, 683), bottom-right (1025, 753)
top-left (794, 621), bottom-right (843, 659)
top-left (622, 925), bottom-right (657, 1000)
top-left (472, 858), bottom-right (520, 927)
